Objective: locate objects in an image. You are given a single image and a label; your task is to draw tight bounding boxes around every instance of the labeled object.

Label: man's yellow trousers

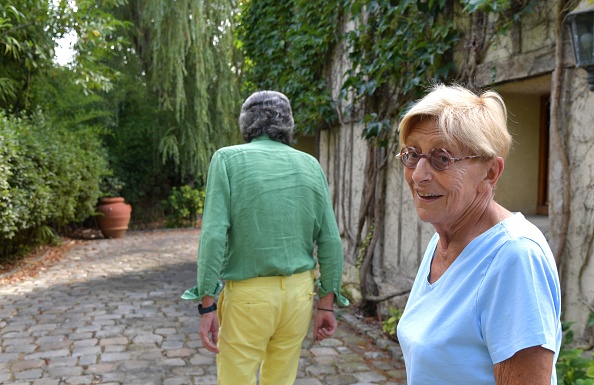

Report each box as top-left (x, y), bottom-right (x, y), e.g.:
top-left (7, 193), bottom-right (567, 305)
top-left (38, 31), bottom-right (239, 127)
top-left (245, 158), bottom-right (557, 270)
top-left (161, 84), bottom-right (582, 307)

top-left (216, 270), bottom-right (315, 385)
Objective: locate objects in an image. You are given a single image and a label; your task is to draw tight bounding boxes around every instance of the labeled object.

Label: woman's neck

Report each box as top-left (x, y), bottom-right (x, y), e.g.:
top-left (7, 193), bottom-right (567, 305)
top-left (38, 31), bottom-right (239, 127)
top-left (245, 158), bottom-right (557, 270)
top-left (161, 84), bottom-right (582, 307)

top-left (435, 201), bottom-right (512, 257)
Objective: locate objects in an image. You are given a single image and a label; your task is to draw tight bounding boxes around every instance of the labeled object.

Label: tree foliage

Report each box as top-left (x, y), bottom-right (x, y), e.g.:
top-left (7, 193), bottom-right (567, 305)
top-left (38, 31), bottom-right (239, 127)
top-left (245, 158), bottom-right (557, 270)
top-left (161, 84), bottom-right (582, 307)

top-left (0, 0), bottom-right (54, 113)
top-left (0, 0), bottom-right (128, 114)
top-left (0, 0), bottom-right (244, 260)
top-left (66, 0), bottom-right (243, 223)
top-left (59, 0), bottom-right (130, 95)
top-left (117, 0), bottom-right (243, 178)
top-left (3, 0), bottom-right (243, 183)
top-left (0, 112), bottom-right (108, 258)
top-left (238, 0), bottom-right (342, 135)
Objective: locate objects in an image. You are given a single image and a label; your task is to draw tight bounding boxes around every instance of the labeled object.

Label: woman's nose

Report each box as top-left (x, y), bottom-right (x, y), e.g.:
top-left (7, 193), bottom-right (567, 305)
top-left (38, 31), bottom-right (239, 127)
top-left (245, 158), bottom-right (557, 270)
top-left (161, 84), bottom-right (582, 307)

top-left (411, 157), bottom-right (433, 183)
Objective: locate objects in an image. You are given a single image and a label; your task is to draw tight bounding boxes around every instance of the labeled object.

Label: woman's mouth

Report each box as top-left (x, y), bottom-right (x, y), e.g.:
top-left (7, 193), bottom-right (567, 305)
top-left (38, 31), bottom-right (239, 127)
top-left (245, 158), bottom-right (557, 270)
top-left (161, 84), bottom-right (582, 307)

top-left (416, 191), bottom-right (442, 200)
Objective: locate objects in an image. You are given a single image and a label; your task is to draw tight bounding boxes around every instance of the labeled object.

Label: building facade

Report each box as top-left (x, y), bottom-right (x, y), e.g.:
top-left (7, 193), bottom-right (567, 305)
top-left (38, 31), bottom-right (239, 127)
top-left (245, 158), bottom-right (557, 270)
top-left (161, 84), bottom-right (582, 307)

top-left (317, 0), bottom-right (594, 340)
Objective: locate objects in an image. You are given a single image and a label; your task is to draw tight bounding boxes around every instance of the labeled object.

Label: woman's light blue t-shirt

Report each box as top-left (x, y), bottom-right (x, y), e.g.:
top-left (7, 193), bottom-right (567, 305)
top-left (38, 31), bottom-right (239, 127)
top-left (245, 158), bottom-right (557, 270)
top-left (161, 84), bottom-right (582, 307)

top-left (397, 213), bottom-right (561, 385)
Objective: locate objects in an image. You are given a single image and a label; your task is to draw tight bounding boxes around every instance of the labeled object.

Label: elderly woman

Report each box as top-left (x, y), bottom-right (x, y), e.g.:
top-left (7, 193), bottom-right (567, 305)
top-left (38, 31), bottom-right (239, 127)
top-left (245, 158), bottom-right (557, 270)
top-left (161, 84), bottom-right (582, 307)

top-left (395, 84), bottom-right (561, 385)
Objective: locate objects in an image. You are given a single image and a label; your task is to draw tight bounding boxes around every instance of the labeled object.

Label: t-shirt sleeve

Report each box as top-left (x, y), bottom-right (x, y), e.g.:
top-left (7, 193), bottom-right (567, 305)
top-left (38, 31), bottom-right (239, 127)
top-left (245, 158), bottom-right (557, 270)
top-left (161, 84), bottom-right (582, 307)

top-left (478, 238), bottom-right (560, 364)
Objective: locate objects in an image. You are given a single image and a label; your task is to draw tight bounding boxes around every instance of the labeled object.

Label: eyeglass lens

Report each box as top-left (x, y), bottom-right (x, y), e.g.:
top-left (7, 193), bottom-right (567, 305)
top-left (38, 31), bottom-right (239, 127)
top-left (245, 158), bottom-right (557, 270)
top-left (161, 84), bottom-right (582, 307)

top-left (400, 147), bottom-right (452, 171)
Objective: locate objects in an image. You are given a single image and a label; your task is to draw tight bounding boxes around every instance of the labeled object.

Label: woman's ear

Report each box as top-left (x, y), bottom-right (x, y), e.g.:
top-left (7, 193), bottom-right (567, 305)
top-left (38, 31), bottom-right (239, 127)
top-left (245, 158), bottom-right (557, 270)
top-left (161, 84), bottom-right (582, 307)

top-left (485, 157), bottom-right (505, 188)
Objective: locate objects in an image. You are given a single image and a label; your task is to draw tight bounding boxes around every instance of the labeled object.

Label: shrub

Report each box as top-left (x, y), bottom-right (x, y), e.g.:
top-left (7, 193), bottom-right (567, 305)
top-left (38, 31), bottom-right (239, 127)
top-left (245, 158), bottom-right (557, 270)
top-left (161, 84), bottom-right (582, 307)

top-left (381, 307), bottom-right (403, 338)
top-left (161, 185), bottom-right (205, 228)
top-left (557, 314), bottom-right (594, 384)
top-left (0, 111), bottom-right (109, 258)
top-left (100, 176), bottom-right (125, 198)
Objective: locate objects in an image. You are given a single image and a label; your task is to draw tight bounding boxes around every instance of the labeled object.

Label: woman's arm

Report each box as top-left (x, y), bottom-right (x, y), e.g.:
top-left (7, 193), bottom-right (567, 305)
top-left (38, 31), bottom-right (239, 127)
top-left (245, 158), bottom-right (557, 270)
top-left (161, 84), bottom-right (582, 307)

top-left (493, 346), bottom-right (554, 385)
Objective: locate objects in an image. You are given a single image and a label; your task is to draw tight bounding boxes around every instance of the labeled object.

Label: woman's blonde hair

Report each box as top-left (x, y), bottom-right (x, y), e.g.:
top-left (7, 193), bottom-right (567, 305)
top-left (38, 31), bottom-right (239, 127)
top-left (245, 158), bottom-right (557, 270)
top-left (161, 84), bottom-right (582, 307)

top-left (398, 84), bottom-right (512, 158)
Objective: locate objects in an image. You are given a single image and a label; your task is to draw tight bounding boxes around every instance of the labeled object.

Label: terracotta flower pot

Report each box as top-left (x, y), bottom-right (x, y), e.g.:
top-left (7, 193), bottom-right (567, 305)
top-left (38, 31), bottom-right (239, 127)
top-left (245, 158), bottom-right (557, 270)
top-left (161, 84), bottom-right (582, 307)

top-left (96, 197), bottom-right (132, 239)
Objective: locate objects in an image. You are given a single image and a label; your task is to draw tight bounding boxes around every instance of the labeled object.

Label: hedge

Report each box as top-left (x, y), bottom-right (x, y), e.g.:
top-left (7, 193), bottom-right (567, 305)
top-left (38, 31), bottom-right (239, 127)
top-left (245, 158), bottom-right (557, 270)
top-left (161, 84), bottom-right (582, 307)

top-left (0, 111), bottom-right (109, 258)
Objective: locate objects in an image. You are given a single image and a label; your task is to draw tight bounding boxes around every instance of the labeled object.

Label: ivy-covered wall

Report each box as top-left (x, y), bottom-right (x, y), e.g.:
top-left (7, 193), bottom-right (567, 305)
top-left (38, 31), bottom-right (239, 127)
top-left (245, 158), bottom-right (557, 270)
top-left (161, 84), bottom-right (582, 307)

top-left (324, 0), bottom-right (594, 342)
top-left (239, 0), bottom-right (594, 340)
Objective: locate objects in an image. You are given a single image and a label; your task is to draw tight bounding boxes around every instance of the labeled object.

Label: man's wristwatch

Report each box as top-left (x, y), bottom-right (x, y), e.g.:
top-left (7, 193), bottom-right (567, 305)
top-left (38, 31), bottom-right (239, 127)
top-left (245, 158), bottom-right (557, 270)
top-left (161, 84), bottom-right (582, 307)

top-left (198, 303), bottom-right (217, 315)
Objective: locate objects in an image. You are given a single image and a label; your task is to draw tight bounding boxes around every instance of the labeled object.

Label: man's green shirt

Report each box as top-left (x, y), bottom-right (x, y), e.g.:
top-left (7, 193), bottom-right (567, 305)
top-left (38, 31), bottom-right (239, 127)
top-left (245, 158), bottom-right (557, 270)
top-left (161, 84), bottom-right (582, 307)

top-left (182, 135), bottom-right (348, 306)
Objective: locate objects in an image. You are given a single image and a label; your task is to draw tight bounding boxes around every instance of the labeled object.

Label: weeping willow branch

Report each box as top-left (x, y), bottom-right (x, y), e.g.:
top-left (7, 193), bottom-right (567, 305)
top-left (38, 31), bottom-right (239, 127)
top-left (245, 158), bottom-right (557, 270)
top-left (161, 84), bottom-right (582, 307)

top-left (132, 0), bottom-right (242, 178)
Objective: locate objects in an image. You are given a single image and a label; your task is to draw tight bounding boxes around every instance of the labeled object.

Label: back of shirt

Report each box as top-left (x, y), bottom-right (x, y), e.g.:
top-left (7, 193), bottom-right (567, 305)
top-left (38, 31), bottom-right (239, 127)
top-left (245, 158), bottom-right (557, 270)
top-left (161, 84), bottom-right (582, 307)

top-left (198, 135), bottom-right (343, 284)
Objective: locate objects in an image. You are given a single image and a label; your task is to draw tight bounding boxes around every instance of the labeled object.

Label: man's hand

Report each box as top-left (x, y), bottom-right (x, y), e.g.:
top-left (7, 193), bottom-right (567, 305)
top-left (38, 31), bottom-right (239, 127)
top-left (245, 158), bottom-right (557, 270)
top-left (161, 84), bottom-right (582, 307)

top-left (198, 296), bottom-right (220, 354)
top-left (313, 309), bottom-right (337, 342)
top-left (198, 312), bottom-right (220, 353)
top-left (313, 293), bottom-right (337, 342)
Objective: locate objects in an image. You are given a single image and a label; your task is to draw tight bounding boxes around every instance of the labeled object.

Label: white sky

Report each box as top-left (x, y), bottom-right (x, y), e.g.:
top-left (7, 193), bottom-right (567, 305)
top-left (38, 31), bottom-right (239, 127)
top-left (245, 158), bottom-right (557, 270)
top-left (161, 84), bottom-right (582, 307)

top-left (52, 0), bottom-right (77, 66)
top-left (54, 30), bottom-right (77, 66)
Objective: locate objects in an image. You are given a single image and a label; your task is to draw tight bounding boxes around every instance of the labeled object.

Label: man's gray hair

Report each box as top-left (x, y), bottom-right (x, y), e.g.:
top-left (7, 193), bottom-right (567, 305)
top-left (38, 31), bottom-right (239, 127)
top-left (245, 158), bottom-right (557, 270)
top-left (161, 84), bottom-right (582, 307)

top-left (239, 91), bottom-right (294, 145)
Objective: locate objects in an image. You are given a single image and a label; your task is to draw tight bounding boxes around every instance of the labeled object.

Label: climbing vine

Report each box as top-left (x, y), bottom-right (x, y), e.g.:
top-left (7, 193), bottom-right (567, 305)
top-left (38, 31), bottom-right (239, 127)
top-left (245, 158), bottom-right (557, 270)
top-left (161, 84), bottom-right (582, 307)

top-left (238, 0), bottom-right (341, 135)
top-left (457, 0), bottom-right (543, 85)
top-left (339, 0), bottom-right (459, 313)
top-left (239, 0), bottom-right (538, 315)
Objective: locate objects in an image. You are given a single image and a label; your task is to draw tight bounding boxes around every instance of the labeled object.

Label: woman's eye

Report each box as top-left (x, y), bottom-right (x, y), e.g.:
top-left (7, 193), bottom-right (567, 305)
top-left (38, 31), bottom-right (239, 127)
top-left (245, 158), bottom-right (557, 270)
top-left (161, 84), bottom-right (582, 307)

top-left (406, 149), bottom-right (419, 158)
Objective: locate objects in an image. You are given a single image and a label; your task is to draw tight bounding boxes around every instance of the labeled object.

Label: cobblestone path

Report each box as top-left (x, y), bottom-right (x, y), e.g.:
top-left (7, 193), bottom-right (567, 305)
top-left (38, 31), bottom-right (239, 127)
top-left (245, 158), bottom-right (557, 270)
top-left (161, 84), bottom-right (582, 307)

top-left (0, 229), bottom-right (406, 385)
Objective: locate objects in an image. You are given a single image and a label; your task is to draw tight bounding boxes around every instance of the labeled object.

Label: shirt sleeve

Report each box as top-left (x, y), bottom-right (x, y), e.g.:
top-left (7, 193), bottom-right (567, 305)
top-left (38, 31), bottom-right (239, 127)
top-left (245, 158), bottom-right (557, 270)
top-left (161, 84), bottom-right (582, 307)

top-left (478, 238), bottom-right (561, 364)
top-left (181, 151), bottom-right (231, 301)
top-left (314, 167), bottom-right (349, 307)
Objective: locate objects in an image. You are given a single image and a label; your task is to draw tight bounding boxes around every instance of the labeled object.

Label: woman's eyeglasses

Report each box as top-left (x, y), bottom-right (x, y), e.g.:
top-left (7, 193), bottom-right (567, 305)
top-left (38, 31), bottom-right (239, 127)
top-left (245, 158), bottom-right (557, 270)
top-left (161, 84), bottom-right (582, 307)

top-left (396, 146), bottom-right (482, 171)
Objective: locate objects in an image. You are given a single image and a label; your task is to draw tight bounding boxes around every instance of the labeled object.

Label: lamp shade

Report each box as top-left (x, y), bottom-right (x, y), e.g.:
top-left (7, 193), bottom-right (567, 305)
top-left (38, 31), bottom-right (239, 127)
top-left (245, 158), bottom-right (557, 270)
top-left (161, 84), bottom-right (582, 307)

top-left (566, 2), bottom-right (594, 69)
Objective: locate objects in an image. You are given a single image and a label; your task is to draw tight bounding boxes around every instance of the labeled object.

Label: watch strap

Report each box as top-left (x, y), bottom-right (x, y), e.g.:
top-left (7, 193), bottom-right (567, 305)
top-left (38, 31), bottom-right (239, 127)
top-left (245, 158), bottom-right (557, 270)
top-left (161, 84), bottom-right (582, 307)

top-left (198, 303), bottom-right (217, 315)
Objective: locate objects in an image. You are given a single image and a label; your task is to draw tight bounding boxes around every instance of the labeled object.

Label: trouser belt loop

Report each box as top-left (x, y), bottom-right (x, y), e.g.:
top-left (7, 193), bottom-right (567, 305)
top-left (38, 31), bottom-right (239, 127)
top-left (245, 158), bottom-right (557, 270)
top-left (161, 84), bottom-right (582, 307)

top-left (281, 278), bottom-right (286, 290)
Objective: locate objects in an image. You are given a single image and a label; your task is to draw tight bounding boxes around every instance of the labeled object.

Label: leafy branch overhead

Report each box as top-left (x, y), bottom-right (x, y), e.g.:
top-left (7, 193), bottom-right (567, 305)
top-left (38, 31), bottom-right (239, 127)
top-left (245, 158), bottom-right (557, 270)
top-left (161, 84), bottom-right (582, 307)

top-left (240, 0), bottom-right (459, 141)
top-left (238, 0), bottom-right (341, 135)
top-left (342, 0), bottom-right (458, 142)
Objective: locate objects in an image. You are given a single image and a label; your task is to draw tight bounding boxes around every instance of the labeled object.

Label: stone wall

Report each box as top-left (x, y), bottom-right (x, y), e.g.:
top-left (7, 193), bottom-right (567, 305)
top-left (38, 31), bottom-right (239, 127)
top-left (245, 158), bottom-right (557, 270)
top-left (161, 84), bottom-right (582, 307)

top-left (553, 66), bottom-right (594, 339)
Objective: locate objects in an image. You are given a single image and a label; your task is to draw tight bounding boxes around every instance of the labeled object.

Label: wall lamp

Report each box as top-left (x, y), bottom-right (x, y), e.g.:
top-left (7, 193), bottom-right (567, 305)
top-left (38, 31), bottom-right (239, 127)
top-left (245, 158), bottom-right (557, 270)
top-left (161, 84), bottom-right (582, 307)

top-left (565, 1), bottom-right (594, 91)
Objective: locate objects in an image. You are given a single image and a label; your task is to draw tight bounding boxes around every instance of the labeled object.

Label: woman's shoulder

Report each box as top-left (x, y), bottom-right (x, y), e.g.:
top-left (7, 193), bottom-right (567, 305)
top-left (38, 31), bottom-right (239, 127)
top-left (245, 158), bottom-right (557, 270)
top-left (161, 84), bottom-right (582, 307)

top-left (487, 214), bottom-right (555, 273)
top-left (500, 213), bottom-right (549, 248)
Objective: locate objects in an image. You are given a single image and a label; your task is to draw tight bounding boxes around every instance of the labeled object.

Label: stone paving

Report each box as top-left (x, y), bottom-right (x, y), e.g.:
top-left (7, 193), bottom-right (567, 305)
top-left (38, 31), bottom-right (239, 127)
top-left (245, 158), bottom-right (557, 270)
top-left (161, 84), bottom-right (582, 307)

top-left (0, 229), bottom-right (407, 385)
